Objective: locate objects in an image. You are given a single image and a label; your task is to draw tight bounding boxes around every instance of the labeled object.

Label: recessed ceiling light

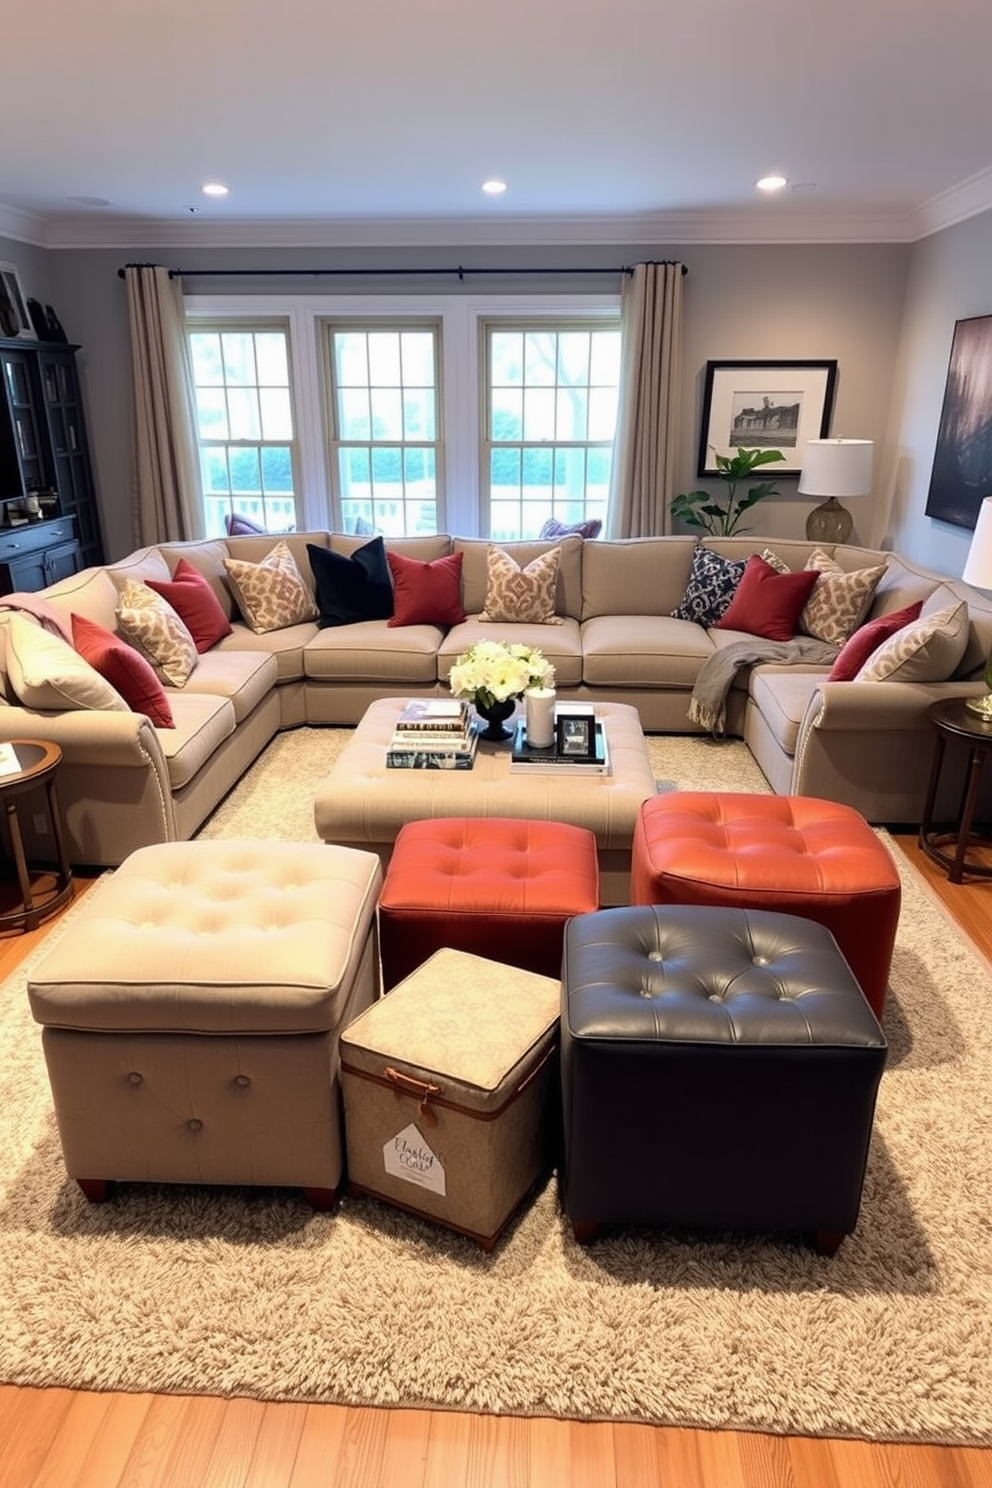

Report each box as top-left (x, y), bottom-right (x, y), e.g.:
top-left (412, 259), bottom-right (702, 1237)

top-left (482, 179), bottom-right (507, 195)
top-left (202, 182), bottom-right (230, 197)
top-left (756, 174), bottom-right (788, 193)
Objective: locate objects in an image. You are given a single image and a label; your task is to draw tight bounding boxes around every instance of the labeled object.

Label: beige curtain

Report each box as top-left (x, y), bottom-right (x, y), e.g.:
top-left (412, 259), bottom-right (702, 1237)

top-left (125, 264), bottom-right (203, 546)
top-left (606, 261), bottom-right (685, 538)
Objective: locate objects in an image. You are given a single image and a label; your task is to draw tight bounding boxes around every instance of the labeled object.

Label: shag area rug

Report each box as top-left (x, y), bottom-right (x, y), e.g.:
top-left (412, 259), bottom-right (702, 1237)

top-left (2, 731), bottom-right (991, 1444)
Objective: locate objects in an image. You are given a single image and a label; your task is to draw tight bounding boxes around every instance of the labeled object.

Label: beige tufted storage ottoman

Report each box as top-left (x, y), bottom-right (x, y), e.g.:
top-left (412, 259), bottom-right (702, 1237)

top-left (340, 948), bottom-right (561, 1250)
top-left (28, 839), bottom-right (382, 1209)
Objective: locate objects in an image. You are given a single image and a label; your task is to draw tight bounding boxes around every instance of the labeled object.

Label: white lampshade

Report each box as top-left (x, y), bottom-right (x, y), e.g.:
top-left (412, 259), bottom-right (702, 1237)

top-left (963, 496), bottom-right (992, 589)
top-left (798, 439), bottom-right (874, 498)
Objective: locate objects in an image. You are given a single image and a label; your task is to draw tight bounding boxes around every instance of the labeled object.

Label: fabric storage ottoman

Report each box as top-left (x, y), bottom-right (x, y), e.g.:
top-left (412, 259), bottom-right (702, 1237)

top-left (630, 792), bottom-right (901, 1019)
top-left (341, 948), bottom-right (560, 1249)
top-left (560, 904), bottom-right (887, 1254)
top-left (378, 816), bottom-right (600, 990)
top-left (28, 839), bottom-right (382, 1209)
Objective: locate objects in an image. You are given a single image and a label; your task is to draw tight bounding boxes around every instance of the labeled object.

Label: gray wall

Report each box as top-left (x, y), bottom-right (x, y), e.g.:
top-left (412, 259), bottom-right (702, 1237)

top-left (0, 235), bottom-right (921, 563)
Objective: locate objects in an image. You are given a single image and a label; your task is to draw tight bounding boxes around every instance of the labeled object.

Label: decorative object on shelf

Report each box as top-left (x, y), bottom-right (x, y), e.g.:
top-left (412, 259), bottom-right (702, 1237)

top-left (695, 360), bottom-right (837, 479)
top-left (671, 446), bottom-right (786, 536)
top-left (962, 494), bottom-right (992, 719)
top-left (524, 686), bottom-right (557, 748)
top-left (799, 438), bottom-right (874, 543)
top-left (0, 263), bottom-right (36, 339)
top-left (925, 314), bottom-right (992, 530)
top-left (449, 640), bottom-right (556, 743)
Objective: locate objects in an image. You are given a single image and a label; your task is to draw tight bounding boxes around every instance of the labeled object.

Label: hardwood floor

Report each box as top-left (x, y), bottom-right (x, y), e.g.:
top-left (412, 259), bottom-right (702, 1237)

top-left (1, 841), bottom-right (991, 1488)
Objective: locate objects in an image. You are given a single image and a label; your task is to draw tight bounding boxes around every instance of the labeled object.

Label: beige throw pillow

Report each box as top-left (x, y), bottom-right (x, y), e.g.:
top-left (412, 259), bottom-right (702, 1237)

top-left (799, 548), bottom-right (887, 646)
top-left (854, 601), bottom-right (969, 683)
top-left (479, 545), bottom-right (563, 625)
top-left (5, 613), bottom-right (128, 713)
top-left (116, 579), bottom-right (198, 687)
top-left (223, 540), bottom-right (318, 633)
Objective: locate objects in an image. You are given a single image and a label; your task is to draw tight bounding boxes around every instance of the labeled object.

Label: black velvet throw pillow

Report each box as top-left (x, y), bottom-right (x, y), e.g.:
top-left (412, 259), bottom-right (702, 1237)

top-left (307, 538), bottom-right (394, 627)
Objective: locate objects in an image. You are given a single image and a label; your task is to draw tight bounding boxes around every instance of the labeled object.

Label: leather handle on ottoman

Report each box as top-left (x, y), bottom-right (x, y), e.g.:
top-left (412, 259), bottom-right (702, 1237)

top-left (384, 1066), bottom-right (442, 1124)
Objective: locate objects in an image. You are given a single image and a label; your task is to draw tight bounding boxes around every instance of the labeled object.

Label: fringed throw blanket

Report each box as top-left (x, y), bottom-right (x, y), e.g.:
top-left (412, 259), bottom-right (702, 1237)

top-left (688, 636), bottom-right (840, 736)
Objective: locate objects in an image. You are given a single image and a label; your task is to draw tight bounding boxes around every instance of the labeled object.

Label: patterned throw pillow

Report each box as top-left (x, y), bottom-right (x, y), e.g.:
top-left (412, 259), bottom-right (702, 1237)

top-left (799, 548), bottom-right (887, 646)
top-left (116, 580), bottom-right (198, 687)
top-left (5, 613), bottom-right (129, 713)
top-left (223, 540), bottom-right (318, 634)
top-left (671, 547), bottom-right (747, 624)
top-left (854, 601), bottom-right (969, 683)
top-left (479, 545), bottom-right (563, 625)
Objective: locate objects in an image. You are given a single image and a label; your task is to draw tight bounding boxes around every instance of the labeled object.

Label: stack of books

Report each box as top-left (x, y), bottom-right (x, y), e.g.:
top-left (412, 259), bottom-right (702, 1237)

top-left (509, 717), bottom-right (611, 776)
top-left (386, 698), bottom-right (479, 769)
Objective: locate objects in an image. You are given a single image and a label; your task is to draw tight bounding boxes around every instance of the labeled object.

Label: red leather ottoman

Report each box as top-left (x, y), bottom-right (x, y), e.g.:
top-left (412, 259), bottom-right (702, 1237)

top-left (630, 793), bottom-right (901, 1019)
top-left (378, 817), bottom-right (600, 990)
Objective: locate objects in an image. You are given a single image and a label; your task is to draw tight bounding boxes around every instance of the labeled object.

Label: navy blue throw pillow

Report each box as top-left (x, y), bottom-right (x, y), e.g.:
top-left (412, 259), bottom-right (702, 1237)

top-left (307, 538), bottom-right (394, 627)
top-left (671, 546), bottom-right (747, 625)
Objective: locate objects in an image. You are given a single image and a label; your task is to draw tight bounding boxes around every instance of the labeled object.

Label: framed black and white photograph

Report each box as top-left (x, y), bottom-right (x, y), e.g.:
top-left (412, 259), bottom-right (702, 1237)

top-left (555, 711), bottom-right (595, 759)
top-left (696, 360), bottom-right (838, 478)
top-left (925, 315), bottom-right (992, 530)
top-left (0, 263), bottom-right (36, 339)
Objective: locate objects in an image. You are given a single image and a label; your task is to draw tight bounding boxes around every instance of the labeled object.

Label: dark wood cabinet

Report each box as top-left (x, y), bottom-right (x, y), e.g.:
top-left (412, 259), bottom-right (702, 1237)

top-left (0, 337), bottom-right (104, 592)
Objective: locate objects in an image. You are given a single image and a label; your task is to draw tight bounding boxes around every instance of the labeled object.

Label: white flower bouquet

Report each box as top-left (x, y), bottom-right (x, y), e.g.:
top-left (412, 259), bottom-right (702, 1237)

top-left (448, 640), bottom-right (556, 711)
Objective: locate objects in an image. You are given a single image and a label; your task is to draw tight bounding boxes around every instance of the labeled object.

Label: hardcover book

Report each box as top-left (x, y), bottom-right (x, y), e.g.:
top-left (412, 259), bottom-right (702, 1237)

top-left (394, 699), bottom-right (468, 731)
top-left (509, 719), bottom-right (610, 776)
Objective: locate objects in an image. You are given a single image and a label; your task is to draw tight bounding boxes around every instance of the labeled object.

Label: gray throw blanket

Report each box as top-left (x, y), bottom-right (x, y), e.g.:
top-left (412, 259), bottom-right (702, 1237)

top-left (689, 636), bottom-right (840, 736)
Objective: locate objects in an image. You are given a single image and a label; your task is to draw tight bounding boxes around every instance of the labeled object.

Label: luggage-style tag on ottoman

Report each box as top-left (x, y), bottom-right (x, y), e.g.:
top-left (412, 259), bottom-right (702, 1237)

top-left (383, 1122), bottom-right (447, 1197)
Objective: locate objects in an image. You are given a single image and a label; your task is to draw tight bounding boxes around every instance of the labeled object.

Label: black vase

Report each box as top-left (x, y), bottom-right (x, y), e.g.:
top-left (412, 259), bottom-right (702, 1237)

top-left (474, 696), bottom-right (517, 742)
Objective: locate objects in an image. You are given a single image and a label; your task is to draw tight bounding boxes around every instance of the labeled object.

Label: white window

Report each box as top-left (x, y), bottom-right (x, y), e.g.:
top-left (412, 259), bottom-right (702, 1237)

top-left (188, 323), bottom-right (299, 536)
top-left (484, 320), bottom-right (621, 540)
top-left (322, 321), bottom-right (441, 537)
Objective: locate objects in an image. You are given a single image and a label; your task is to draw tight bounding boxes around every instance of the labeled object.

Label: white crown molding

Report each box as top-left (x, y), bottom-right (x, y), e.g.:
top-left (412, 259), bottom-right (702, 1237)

top-left (911, 164), bottom-right (992, 240)
top-left (0, 203), bottom-right (49, 247)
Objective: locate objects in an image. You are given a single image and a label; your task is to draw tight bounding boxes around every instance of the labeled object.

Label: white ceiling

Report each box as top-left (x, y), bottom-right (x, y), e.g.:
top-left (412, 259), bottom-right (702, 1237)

top-left (5, 0), bottom-right (992, 249)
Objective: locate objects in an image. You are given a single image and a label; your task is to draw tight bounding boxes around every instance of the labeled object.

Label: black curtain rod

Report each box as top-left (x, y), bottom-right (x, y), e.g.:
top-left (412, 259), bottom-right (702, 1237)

top-left (118, 260), bottom-right (687, 280)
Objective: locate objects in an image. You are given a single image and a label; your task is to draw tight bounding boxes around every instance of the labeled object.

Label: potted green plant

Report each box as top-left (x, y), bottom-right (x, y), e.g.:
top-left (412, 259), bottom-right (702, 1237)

top-left (670, 447), bottom-right (787, 537)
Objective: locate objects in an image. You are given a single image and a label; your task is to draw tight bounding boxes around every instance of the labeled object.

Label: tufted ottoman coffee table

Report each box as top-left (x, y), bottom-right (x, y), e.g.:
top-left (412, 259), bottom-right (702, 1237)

top-left (560, 904), bottom-right (887, 1254)
top-left (313, 697), bottom-right (656, 906)
top-left (630, 792), bottom-right (901, 1019)
top-left (28, 839), bottom-right (382, 1209)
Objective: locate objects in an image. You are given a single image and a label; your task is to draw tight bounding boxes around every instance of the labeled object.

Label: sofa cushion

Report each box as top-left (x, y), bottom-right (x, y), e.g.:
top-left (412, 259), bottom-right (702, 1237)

top-left (716, 556), bottom-right (820, 642)
top-left (5, 613), bottom-right (129, 714)
top-left (307, 537), bottom-right (394, 627)
top-left (386, 549), bottom-right (465, 627)
top-left (155, 693), bottom-right (238, 790)
top-left (173, 649), bottom-right (278, 724)
top-left (581, 614), bottom-right (715, 688)
top-left (854, 600), bottom-right (969, 683)
top-left (304, 621), bottom-right (441, 686)
top-left (145, 557), bottom-right (233, 652)
top-left (70, 613), bottom-right (175, 728)
top-left (455, 536), bottom-right (582, 619)
top-left (479, 545), bottom-right (563, 625)
top-left (439, 618), bottom-right (584, 689)
top-left (798, 549), bottom-right (887, 646)
top-left (581, 537), bottom-right (697, 620)
top-left (224, 540), bottom-right (318, 633)
top-left (116, 580), bottom-right (198, 687)
top-left (671, 546), bottom-right (747, 625)
top-left (827, 601), bottom-right (923, 682)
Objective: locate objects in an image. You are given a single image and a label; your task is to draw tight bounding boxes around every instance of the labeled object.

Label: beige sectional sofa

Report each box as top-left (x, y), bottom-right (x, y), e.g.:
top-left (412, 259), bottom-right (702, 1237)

top-left (2, 528), bottom-right (990, 868)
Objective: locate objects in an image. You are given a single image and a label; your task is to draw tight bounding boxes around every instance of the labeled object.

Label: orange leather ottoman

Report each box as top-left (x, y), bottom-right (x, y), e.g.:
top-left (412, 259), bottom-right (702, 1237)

top-left (378, 817), bottom-right (600, 990)
top-left (630, 793), bottom-right (900, 1019)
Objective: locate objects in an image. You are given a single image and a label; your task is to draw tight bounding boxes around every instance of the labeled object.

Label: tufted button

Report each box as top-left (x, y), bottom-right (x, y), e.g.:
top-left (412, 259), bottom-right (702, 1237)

top-left (235, 1074), bottom-right (250, 1088)
top-left (188, 1118), bottom-right (203, 1132)
top-left (128, 1071), bottom-right (143, 1085)
top-left (648, 950), bottom-right (663, 961)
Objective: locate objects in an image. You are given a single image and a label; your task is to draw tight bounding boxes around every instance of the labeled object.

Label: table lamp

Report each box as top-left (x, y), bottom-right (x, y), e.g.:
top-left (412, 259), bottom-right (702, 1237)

top-left (962, 494), bottom-right (992, 718)
top-left (799, 438), bottom-right (874, 543)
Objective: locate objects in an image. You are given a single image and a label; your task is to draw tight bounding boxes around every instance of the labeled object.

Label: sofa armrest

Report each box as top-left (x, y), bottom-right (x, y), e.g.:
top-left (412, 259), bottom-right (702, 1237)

top-left (799, 678), bottom-right (985, 733)
top-left (0, 707), bottom-right (169, 770)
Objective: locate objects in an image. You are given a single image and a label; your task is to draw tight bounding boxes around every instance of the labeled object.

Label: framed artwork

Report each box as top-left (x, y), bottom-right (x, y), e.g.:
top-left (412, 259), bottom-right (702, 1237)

top-left (696, 359), bottom-right (838, 478)
top-left (0, 263), bottom-right (36, 339)
top-left (925, 315), bottom-right (992, 530)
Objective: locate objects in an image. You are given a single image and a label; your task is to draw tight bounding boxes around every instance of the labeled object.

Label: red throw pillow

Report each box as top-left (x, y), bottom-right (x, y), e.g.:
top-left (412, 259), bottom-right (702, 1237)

top-left (715, 555), bottom-right (820, 642)
top-left (70, 613), bottom-right (175, 728)
top-left (827, 600), bottom-right (924, 681)
top-left (386, 550), bottom-right (465, 627)
top-left (146, 557), bottom-right (233, 652)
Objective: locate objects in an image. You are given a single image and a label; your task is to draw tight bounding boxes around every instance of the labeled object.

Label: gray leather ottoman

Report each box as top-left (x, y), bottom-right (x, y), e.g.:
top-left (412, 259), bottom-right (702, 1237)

top-left (560, 904), bottom-right (887, 1254)
top-left (28, 839), bottom-right (382, 1209)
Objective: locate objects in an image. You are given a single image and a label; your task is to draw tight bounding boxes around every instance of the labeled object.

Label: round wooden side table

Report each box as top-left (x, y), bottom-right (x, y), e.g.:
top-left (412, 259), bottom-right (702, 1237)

top-left (918, 698), bottom-right (992, 883)
top-left (0, 739), bottom-right (74, 931)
